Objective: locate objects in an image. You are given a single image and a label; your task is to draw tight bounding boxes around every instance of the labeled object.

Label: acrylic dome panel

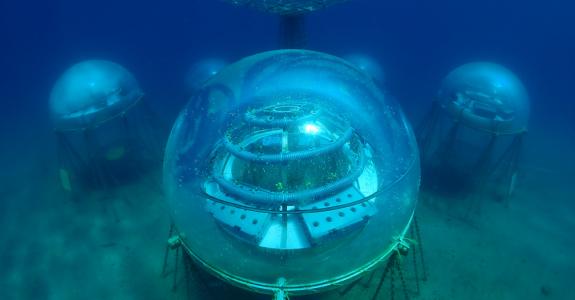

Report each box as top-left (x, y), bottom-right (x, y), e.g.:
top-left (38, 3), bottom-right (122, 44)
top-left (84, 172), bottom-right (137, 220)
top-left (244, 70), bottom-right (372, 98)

top-left (50, 60), bottom-right (143, 131)
top-left (344, 53), bottom-right (385, 84)
top-left (163, 49), bottom-right (420, 294)
top-left (437, 62), bottom-right (530, 135)
top-left (223, 0), bottom-right (348, 15)
top-left (185, 58), bottom-right (227, 93)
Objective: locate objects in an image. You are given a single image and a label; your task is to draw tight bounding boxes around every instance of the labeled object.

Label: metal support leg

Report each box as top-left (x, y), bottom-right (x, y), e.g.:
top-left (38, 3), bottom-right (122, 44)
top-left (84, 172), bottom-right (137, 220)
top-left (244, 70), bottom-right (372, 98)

top-left (161, 222), bottom-right (175, 277)
top-left (371, 254), bottom-right (395, 300)
top-left (414, 216), bottom-right (427, 281)
top-left (173, 244), bottom-right (180, 291)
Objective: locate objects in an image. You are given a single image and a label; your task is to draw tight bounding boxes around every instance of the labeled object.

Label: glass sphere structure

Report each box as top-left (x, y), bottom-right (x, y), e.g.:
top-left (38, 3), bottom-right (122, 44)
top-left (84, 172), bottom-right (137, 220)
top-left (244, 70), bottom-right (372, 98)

top-left (163, 49), bottom-right (420, 295)
top-left (344, 54), bottom-right (384, 84)
top-left (185, 58), bottom-right (227, 94)
top-left (437, 62), bottom-right (530, 135)
top-left (50, 60), bottom-right (143, 131)
top-left (223, 0), bottom-right (348, 15)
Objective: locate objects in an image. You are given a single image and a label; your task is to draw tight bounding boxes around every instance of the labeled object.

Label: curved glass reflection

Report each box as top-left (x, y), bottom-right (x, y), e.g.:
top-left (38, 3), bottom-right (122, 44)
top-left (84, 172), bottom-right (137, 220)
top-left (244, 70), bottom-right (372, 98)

top-left (163, 49), bottom-right (420, 295)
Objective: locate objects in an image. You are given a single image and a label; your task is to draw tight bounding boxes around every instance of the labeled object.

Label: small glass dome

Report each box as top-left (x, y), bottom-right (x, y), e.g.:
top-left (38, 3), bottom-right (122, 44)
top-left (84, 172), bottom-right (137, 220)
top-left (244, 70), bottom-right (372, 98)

top-left (184, 58), bottom-right (227, 93)
top-left (50, 60), bottom-right (143, 131)
top-left (163, 49), bottom-right (420, 295)
top-left (437, 62), bottom-right (530, 135)
top-left (344, 54), bottom-right (384, 84)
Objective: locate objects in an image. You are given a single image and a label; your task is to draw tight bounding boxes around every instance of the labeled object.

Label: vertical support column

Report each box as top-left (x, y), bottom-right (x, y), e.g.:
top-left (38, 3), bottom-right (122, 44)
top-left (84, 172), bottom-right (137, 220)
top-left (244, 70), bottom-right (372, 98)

top-left (56, 131), bottom-right (87, 193)
top-left (438, 122), bottom-right (460, 166)
top-left (472, 134), bottom-right (497, 175)
top-left (279, 15), bottom-right (307, 49)
top-left (413, 216), bottom-right (427, 282)
top-left (409, 222), bottom-right (420, 295)
top-left (416, 101), bottom-right (441, 162)
top-left (273, 278), bottom-right (289, 300)
top-left (491, 132), bottom-right (525, 204)
top-left (83, 129), bottom-right (108, 190)
top-left (162, 222), bottom-right (175, 277)
top-left (173, 245), bottom-right (180, 291)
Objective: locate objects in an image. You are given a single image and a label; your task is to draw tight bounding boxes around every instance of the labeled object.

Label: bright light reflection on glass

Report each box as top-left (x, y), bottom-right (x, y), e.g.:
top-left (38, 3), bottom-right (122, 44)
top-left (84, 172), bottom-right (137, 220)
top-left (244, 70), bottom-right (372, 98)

top-left (303, 123), bottom-right (320, 134)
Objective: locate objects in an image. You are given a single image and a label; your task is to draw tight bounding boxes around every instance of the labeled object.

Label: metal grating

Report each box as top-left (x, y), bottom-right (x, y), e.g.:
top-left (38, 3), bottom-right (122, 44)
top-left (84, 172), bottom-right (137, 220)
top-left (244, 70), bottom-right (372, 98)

top-left (300, 186), bottom-right (377, 244)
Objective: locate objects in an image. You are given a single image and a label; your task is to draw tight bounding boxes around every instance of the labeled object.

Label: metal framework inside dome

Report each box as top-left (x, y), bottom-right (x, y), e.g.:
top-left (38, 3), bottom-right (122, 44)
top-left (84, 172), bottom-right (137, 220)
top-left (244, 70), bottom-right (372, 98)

top-left (222, 0), bottom-right (348, 15)
top-left (201, 100), bottom-right (379, 250)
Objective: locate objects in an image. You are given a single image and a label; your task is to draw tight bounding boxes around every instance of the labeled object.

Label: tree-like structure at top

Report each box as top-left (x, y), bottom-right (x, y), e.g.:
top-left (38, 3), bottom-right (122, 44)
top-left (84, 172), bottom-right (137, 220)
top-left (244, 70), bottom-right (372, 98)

top-left (223, 0), bottom-right (348, 15)
top-left (222, 0), bottom-right (349, 48)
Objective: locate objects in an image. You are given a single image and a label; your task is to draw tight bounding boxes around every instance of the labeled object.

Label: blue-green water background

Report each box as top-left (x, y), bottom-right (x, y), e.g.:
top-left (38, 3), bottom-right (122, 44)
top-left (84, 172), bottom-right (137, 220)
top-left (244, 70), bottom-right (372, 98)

top-left (0, 0), bottom-right (574, 299)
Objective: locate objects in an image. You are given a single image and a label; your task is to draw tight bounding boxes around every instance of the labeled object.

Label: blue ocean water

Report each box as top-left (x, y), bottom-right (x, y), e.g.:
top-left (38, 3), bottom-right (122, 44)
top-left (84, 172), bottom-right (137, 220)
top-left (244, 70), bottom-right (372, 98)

top-left (1, 0), bottom-right (574, 299)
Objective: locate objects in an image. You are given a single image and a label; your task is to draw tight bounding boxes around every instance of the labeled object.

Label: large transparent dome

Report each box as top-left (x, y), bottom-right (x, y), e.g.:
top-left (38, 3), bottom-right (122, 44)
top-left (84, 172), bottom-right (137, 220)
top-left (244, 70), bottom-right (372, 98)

top-left (163, 49), bottom-right (420, 295)
top-left (437, 62), bottom-right (530, 135)
top-left (50, 60), bottom-right (143, 131)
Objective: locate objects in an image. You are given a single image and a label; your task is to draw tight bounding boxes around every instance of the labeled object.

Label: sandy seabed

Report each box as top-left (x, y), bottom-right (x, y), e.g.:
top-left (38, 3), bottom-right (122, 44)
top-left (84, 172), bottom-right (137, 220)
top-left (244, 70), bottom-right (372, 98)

top-left (0, 132), bottom-right (573, 300)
